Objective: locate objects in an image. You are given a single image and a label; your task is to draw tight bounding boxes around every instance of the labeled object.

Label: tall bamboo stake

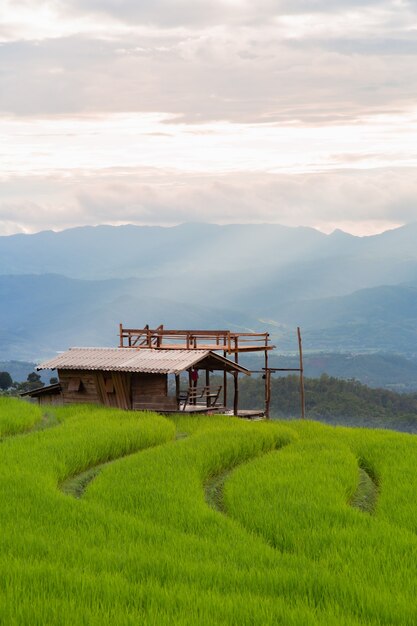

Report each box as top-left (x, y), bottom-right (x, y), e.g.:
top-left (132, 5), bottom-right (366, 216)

top-left (297, 326), bottom-right (305, 419)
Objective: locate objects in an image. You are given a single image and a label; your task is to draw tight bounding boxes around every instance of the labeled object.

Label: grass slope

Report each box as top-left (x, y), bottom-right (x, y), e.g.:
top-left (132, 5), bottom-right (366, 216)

top-left (2, 401), bottom-right (417, 624)
top-left (0, 397), bottom-right (42, 436)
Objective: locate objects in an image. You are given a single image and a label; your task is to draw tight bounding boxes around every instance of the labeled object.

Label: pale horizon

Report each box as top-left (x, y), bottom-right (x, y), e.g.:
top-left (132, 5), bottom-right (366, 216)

top-left (0, 218), bottom-right (409, 239)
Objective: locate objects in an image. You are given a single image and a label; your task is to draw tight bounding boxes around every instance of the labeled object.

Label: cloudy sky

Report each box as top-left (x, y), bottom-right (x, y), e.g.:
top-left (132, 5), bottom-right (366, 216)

top-left (1, 0), bottom-right (416, 236)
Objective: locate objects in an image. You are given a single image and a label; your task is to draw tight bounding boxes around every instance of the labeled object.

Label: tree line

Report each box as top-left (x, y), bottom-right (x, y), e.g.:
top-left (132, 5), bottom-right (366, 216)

top-left (212, 373), bottom-right (417, 432)
top-left (0, 371), bottom-right (57, 395)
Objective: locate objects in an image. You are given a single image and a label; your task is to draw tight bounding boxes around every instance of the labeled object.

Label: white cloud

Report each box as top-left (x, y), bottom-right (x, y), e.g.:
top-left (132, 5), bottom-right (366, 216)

top-left (57, 0), bottom-right (401, 28)
top-left (1, 110), bottom-right (417, 174)
top-left (1, 27), bottom-right (416, 126)
top-left (0, 0), bottom-right (416, 235)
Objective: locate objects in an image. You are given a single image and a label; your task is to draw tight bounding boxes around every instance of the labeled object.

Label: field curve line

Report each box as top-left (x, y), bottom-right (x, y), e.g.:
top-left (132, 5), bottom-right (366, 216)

top-left (60, 440), bottom-right (174, 499)
top-left (204, 439), bottom-right (293, 514)
top-left (349, 460), bottom-right (379, 515)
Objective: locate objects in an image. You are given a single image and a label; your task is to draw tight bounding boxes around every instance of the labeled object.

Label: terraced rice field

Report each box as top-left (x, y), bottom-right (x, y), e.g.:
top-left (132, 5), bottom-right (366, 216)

top-left (2, 398), bottom-right (417, 624)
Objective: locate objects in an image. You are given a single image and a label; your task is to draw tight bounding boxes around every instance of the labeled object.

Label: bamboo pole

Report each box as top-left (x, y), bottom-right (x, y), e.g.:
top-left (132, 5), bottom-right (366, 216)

top-left (297, 327), bottom-right (305, 419)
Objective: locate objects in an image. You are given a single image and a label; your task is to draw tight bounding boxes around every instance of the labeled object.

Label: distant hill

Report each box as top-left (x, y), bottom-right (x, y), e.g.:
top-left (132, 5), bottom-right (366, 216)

top-left (0, 274), bottom-right (260, 361)
top-left (276, 283), bottom-right (417, 355)
top-left (0, 360), bottom-right (39, 383)
top-left (2, 222), bottom-right (417, 304)
top-left (3, 222), bottom-right (417, 363)
top-left (240, 352), bottom-right (417, 393)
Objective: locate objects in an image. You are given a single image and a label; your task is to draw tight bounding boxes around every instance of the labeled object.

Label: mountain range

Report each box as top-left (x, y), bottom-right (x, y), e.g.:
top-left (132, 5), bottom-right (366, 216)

top-left (2, 222), bottom-right (417, 364)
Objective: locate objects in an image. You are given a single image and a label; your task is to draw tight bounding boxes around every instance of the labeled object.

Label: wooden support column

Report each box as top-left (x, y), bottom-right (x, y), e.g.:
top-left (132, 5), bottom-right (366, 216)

top-left (233, 337), bottom-right (239, 416)
top-left (156, 324), bottom-right (164, 348)
top-left (206, 369), bottom-right (210, 407)
top-left (264, 349), bottom-right (271, 419)
top-left (119, 323), bottom-right (123, 347)
top-left (188, 369), bottom-right (193, 405)
top-left (298, 327), bottom-right (305, 419)
top-left (223, 350), bottom-right (227, 408)
top-left (267, 370), bottom-right (271, 418)
top-left (175, 374), bottom-right (180, 410)
top-left (233, 373), bottom-right (239, 416)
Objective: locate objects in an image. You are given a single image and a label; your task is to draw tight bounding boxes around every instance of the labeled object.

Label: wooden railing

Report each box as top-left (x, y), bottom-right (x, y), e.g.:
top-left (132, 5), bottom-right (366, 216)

top-left (119, 324), bottom-right (272, 354)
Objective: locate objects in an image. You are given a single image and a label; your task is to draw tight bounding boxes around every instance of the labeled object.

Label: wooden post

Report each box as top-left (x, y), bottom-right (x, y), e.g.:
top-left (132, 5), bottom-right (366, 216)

top-left (233, 337), bottom-right (239, 416)
top-left (223, 345), bottom-right (227, 408)
top-left (119, 323), bottom-right (123, 347)
top-left (264, 349), bottom-right (270, 419)
top-left (267, 370), bottom-right (271, 418)
top-left (175, 374), bottom-right (180, 410)
top-left (206, 369), bottom-right (210, 407)
top-left (233, 373), bottom-right (239, 416)
top-left (297, 327), bottom-right (305, 419)
top-left (156, 324), bottom-right (164, 348)
top-left (188, 369), bottom-right (192, 396)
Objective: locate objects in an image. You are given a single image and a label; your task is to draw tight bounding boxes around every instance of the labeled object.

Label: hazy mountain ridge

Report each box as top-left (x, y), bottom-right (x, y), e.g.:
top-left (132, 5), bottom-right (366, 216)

top-left (0, 223), bottom-right (328, 280)
top-left (2, 222), bottom-right (417, 361)
top-left (0, 273), bottom-right (260, 360)
top-left (1, 221), bottom-right (415, 273)
top-left (3, 223), bottom-right (417, 302)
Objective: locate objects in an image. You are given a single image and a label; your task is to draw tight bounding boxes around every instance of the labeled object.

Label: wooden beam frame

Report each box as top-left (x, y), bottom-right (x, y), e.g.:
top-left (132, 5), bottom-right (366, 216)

top-left (119, 323), bottom-right (273, 355)
top-left (262, 327), bottom-right (305, 420)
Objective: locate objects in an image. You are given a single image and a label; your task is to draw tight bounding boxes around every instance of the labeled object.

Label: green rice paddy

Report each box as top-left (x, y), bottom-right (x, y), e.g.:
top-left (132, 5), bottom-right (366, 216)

top-left (1, 398), bottom-right (417, 624)
top-left (0, 396), bottom-right (42, 436)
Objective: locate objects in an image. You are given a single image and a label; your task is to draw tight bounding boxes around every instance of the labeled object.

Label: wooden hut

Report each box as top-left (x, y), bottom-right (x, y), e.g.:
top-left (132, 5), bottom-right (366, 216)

top-left (33, 347), bottom-right (250, 413)
top-left (20, 382), bottom-right (63, 406)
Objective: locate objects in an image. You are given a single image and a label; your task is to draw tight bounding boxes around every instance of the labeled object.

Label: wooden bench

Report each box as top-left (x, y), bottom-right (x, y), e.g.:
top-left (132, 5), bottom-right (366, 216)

top-left (178, 386), bottom-right (222, 411)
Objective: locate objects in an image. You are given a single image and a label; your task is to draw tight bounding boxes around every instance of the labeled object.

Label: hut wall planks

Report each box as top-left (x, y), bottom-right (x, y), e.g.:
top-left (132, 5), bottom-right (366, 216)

top-left (131, 373), bottom-right (176, 411)
top-left (59, 369), bottom-right (101, 405)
